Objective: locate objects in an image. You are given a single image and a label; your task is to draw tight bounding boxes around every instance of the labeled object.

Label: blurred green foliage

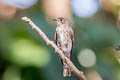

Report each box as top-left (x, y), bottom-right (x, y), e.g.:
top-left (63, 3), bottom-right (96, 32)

top-left (10, 39), bottom-right (50, 67)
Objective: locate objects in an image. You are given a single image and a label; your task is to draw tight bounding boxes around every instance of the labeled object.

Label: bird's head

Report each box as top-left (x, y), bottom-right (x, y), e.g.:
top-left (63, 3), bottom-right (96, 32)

top-left (53, 17), bottom-right (71, 27)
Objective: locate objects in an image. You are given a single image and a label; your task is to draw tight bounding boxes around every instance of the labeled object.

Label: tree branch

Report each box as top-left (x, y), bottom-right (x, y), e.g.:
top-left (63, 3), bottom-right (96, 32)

top-left (21, 16), bottom-right (87, 80)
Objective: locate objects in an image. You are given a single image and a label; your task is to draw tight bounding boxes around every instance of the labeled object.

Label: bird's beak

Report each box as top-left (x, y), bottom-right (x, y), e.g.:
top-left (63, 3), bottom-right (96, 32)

top-left (53, 19), bottom-right (57, 21)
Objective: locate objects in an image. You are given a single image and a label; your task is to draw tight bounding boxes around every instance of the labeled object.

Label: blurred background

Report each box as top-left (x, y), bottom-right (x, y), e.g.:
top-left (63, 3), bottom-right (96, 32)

top-left (0, 0), bottom-right (120, 80)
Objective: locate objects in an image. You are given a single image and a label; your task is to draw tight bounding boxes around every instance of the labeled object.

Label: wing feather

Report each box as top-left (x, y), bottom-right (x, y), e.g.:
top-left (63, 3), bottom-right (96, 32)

top-left (54, 32), bottom-right (57, 44)
top-left (69, 28), bottom-right (74, 57)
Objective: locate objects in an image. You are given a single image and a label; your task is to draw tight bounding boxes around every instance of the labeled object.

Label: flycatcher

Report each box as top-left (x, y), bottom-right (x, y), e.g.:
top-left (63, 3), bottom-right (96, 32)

top-left (53, 17), bottom-right (74, 77)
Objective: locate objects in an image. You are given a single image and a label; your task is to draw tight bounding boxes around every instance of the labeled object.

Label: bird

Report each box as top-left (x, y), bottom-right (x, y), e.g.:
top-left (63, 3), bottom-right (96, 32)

top-left (115, 45), bottom-right (120, 51)
top-left (53, 17), bottom-right (74, 77)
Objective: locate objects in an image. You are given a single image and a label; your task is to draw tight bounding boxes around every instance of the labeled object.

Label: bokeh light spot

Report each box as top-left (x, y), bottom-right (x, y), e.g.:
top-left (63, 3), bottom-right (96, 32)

top-left (72, 0), bottom-right (100, 18)
top-left (78, 48), bottom-right (96, 68)
top-left (2, 0), bottom-right (38, 9)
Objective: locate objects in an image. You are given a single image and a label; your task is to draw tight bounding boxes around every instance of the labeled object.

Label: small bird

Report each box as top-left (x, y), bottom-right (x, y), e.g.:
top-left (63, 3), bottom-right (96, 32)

top-left (53, 17), bottom-right (74, 77)
top-left (115, 45), bottom-right (120, 51)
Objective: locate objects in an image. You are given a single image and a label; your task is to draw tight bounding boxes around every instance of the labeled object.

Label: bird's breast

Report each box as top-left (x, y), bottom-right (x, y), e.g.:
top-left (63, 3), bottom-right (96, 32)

top-left (56, 27), bottom-right (69, 42)
top-left (58, 28), bottom-right (65, 41)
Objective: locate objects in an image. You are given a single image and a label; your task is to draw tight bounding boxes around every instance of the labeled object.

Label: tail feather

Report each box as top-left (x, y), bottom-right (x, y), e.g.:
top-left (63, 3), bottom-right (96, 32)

top-left (63, 61), bottom-right (71, 77)
top-left (63, 68), bottom-right (71, 77)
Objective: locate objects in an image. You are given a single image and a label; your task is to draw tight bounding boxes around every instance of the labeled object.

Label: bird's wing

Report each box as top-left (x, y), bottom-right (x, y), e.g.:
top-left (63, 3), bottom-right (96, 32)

top-left (69, 28), bottom-right (74, 57)
top-left (54, 32), bottom-right (57, 44)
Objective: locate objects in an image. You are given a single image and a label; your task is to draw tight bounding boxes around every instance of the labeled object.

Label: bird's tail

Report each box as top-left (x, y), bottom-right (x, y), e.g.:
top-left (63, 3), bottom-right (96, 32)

top-left (63, 61), bottom-right (71, 77)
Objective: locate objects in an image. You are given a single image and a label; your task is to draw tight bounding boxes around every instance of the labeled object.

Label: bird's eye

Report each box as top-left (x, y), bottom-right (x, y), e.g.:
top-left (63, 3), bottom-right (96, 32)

top-left (60, 18), bottom-right (62, 21)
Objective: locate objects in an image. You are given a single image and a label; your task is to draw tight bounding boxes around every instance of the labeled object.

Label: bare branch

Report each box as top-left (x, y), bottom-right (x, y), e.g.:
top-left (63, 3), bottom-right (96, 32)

top-left (21, 16), bottom-right (87, 80)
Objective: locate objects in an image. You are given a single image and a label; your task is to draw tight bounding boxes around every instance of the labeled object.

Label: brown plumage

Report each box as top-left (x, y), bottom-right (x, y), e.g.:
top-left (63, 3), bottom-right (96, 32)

top-left (53, 17), bottom-right (74, 77)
